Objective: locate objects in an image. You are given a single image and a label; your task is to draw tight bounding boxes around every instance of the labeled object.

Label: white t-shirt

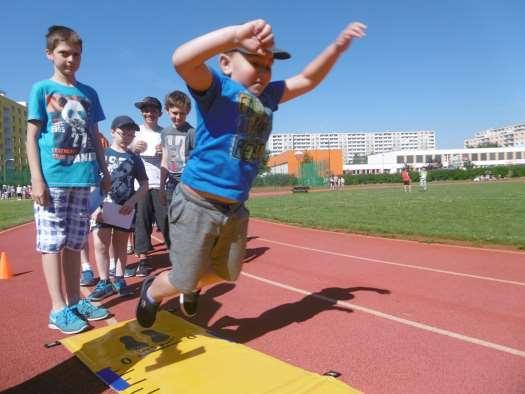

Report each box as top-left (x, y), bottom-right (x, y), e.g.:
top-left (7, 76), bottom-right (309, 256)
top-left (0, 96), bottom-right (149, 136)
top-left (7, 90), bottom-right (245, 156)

top-left (133, 124), bottom-right (163, 189)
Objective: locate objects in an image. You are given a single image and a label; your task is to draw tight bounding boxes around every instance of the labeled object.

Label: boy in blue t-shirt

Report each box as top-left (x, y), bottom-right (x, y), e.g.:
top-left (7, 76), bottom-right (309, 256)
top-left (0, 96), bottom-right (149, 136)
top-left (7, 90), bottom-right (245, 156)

top-left (88, 116), bottom-right (149, 302)
top-left (136, 19), bottom-right (366, 327)
top-left (26, 25), bottom-right (112, 334)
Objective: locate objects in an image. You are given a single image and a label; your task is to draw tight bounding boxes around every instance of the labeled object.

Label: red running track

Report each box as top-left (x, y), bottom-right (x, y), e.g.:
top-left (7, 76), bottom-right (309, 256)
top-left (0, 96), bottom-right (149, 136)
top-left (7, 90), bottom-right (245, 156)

top-left (0, 219), bottom-right (524, 393)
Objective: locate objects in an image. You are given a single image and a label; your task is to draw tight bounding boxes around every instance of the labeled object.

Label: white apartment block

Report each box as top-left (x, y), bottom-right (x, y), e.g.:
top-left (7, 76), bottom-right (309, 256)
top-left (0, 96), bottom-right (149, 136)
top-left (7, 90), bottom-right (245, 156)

top-left (268, 131), bottom-right (436, 164)
top-left (464, 123), bottom-right (525, 148)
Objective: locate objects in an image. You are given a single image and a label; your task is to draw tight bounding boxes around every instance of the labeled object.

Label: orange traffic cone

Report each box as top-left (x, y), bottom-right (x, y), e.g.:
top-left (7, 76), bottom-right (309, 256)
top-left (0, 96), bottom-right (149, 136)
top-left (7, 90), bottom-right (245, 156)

top-left (0, 252), bottom-right (14, 279)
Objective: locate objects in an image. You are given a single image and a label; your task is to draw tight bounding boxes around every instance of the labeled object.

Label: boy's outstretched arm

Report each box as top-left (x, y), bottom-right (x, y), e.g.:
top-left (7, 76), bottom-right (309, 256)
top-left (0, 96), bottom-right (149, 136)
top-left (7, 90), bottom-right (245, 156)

top-left (280, 22), bottom-right (366, 104)
top-left (172, 19), bottom-right (275, 92)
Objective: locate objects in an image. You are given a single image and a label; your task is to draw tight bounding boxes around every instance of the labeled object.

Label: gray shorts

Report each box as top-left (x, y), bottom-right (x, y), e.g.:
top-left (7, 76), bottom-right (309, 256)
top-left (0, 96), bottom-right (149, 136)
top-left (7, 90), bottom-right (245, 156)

top-left (167, 185), bottom-right (249, 293)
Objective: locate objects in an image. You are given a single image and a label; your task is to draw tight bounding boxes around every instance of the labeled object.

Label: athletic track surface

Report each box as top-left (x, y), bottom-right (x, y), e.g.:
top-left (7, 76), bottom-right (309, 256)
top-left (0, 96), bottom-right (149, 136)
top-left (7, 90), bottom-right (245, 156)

top-left (0, 218), bottom-right (524, 393)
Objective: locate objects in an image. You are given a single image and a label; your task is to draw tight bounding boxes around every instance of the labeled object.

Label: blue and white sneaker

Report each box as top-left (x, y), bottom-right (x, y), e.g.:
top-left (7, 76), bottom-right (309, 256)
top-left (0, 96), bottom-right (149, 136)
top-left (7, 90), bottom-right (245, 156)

top-left (49, 307), bottom-right (88, 334)
top-left (88, 280), bottom-right (116, 301)
top-left (80, 269), bottom-right (97, 287)
top-left (75, 298), bottom-right (110, 321)
top-left (113, 277), bottom-right (133, 297)
top-left (109, 267), bottom-right (116, 278)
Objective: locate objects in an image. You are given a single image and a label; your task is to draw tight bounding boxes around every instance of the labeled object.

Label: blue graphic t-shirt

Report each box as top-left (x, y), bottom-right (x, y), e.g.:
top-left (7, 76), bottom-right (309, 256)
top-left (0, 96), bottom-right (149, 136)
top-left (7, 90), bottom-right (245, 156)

top-left (27, 79), bottom-right (105, 187)
top-left (183, 69), bottom-right (285, 202)
top-left (105, 148), bottom-right (148, 205)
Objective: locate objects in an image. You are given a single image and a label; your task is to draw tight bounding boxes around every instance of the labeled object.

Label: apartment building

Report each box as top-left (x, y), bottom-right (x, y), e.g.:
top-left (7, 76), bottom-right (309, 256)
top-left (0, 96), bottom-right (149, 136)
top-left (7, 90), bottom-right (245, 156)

top-left (464, 124), bottom-right (525, 148)
top-left (0, 91), bottom-right (27, 176)
top-left (268, 130), bottom-right (436, 164)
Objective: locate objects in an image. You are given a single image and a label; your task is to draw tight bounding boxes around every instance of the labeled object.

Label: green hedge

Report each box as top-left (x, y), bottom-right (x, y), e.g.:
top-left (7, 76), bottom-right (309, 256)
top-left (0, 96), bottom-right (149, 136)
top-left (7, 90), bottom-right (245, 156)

top-left (256, 165), bottom-right (525, 186)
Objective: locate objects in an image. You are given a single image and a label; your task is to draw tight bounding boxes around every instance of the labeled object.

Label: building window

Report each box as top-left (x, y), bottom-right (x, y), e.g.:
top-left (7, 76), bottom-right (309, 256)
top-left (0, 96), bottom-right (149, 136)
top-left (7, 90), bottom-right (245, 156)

top-left (396, 155), bottom-right (404, 164)
top-left (434, 155), bottom-right (441, 162)
top-left (425, 155), bottom-right (433, 163)
top-left (516, 152), bottom-right (523, 159)
top-left (471, 153), bottom-right (478, 161)
top-left (489, 152), bottom-right (496, 160)
top-left (406, 155), bottom-right (414, 163)
top-left (506, 152), bottom-right (514, 160)
top-left (480, 153), bottom-right (487, 161)
top-left (416, 155), bottom-right (423, 163)
top-left (498, 152), bottom-right (504, 160)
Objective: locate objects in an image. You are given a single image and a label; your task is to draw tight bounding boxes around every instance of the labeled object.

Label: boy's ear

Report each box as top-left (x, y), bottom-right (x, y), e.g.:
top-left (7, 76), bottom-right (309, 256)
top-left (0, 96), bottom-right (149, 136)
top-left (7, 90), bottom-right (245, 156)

top-left (45, 48), bottom-right (53, 61)
top-left (219, 53), bottom-right (233, 76)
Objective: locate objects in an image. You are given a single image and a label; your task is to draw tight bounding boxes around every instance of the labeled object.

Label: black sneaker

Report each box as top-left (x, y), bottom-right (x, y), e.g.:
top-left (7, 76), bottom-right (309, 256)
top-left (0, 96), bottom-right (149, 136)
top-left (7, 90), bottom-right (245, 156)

top-left (136, 276), bottom-right (159, 328)
top-left (179, 289), bottom-right (201, 317)
top-left (135, 261), bottom-right (153, 277)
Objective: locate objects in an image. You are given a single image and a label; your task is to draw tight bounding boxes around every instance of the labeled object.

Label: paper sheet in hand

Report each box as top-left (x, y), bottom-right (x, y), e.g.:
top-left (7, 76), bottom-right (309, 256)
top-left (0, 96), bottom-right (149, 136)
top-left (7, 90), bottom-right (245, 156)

top-left (101, 202), bottom-right (134, 229)
top-left (135, 131), bottom-right (161, 157)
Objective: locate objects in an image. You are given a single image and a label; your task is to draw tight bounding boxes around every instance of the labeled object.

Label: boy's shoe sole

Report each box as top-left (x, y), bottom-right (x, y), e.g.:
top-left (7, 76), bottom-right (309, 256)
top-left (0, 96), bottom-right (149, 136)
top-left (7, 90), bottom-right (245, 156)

top-left (48, 322), bottom-right (88, 334)
top-left (136, 276), bottom-right (160, 328)
top-left (179, 290), bottom-right (201, 318)
top-left (135, 262), bottom-right (153, 277)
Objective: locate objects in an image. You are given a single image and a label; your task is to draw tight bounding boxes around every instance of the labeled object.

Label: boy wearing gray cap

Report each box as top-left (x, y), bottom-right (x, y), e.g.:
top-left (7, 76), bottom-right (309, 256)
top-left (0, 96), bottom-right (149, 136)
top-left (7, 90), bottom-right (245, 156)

top-left (137, 19), bottom-right (366, 327)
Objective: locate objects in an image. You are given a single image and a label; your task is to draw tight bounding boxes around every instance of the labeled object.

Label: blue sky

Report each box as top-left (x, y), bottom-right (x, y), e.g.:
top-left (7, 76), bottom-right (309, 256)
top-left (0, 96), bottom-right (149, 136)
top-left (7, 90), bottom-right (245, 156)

top-left (1, 0), bottom-right (524, 148)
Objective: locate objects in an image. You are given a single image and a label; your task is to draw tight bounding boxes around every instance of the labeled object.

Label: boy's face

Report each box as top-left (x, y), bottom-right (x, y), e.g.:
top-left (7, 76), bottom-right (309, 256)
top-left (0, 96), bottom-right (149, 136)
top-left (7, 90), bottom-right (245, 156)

top-left (223, 51), bottom-right (273, 96)
top-left (112, 125), bottom-right (136, 147)
top-left (46, 41), bottom-right (82, 77)
top-left (140, 105), bottom-right (161, 125)
top-left (167, 104), bottom-right (188, 128)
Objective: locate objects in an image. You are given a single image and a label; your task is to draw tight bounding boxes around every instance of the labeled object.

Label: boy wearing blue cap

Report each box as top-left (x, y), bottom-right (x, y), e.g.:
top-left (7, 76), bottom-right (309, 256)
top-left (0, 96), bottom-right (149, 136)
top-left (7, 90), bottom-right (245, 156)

top-left (137, 19), bottom-right (366, 327)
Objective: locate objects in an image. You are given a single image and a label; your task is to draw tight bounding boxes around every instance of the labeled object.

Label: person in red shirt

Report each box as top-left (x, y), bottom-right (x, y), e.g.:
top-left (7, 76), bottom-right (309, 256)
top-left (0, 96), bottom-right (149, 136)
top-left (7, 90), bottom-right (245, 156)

top-left (401, 168), bottom-right (411, 192)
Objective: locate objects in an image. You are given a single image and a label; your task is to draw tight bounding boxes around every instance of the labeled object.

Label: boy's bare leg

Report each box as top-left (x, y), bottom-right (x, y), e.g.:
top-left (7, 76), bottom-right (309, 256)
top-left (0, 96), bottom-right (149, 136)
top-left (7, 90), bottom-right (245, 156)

top-left (92, 227), bottom-right (112, 280)
top-left (112, 230), bottom-right (129, 277)
top-left (148, 271), bottom-right (181, 302)
top-left (62, 248), bottom-right (81, 305)
top-left (42, 252), bottom-right (66, 310)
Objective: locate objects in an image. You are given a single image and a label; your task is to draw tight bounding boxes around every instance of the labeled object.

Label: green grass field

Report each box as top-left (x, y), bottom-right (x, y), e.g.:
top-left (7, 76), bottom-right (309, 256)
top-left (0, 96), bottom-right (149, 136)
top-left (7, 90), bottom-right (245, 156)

top-left (1, 181), bottom-right (524, 249)
top-left (0, 199), bottom-right (34, 231)
top-left (247, 181), bottom-right (525, 249)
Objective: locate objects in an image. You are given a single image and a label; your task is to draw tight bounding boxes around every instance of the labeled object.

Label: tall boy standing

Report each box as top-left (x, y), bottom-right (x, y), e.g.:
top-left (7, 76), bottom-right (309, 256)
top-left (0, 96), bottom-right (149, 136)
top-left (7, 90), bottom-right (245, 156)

top-left (136, 19), bottom-right (366, 327)
top-left (27, 25), bottom-right (111, 334)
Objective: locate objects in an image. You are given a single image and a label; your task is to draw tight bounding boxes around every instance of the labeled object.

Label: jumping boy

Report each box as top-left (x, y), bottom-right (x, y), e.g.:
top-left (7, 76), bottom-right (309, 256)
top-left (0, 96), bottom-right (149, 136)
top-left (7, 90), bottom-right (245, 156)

top-left (27, 25), bottom-right (112, 334)
top-left (88, 116), bottom-right (149, 301)
top-left (136, 19), bottom-right (366, 327)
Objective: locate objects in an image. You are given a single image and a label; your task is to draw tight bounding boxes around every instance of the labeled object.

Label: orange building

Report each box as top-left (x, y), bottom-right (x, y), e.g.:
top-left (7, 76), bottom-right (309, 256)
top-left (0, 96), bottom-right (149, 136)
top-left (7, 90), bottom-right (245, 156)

top-left (267, 149), bottom-right (343, 176)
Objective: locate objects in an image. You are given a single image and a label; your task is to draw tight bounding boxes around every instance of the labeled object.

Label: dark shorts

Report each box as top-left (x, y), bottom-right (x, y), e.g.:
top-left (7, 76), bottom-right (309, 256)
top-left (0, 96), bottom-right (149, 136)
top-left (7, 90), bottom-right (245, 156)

top-left (403, 180), bottom-right (410, 185)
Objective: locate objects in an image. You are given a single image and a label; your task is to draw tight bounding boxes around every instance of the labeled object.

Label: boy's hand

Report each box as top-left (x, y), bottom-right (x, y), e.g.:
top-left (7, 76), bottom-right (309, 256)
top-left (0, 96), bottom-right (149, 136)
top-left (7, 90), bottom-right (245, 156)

top-left (31, 179), bottom-right (49, 206)
top-left (335, 22), bottom-right (367, 52)
top-left (101, 173), bottom-right (112, 194)
top-left (119, 201), bottom-right (135, 215)
top-left (155, 144), bottom-right (163, 156)
top-left (235, 19), bottom-right (274, 56)
top-left (134, 140), bottom-right (147, 154)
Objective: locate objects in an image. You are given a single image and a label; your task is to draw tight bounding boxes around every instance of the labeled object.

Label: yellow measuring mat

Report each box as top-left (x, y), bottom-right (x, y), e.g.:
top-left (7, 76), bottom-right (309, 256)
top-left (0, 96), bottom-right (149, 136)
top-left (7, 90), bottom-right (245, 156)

top-left (61, 311), bottom-right (361, 393)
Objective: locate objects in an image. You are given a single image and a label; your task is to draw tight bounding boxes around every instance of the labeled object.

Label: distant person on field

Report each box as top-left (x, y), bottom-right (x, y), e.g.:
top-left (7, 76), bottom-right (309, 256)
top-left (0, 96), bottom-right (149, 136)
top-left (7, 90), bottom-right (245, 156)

top-left (419, 167), bottom-right (428, 191)
top-left (135, 19), bottom-right (367, 327)
top-left (88, 116), bottom-right (149, 302)
top-left (401, 168), bottom-right (411, 192)
top-left (26, 25), bottom-right (111, 334)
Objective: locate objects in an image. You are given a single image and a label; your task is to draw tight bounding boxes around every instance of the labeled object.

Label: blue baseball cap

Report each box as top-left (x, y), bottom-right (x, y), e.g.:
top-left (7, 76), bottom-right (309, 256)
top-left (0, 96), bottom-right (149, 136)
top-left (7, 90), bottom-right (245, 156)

top-left (111, 115), bottom-right (139, 131)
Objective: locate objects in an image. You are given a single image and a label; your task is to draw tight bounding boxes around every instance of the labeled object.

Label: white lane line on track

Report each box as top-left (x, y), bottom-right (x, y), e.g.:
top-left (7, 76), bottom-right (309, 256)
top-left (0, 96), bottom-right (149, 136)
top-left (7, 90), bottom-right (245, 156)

top-left (241, 271), bottom-right (525, 358)
top-left (258, 237), bottom-right (525, 287)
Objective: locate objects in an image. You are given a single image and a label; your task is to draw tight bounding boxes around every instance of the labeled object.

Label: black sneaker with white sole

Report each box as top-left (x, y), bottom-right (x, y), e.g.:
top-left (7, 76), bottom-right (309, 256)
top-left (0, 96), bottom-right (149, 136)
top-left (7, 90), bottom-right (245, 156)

top-left (135, 261), bottom-right (153, 277)
top-left (179, 289), bottom-right (201, 317)
top-left (136, 276), bottom-right (160, 328)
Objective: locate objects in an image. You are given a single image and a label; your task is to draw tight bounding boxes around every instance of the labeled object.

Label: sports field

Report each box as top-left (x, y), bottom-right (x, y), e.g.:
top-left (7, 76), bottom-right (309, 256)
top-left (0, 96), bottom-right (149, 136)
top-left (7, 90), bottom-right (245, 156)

top-left (247, 180), bottom-right (525, 249)
top-left (2, 180), bottom-right (524, 248)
